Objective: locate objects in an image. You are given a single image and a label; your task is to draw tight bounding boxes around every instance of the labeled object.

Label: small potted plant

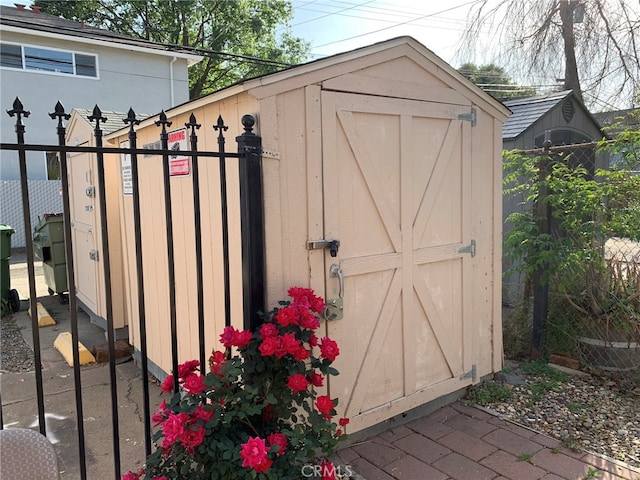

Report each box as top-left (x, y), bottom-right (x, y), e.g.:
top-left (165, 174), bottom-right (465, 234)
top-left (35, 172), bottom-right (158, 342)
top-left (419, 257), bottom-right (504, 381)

top-left (123, 287), bottom-right (349, 480)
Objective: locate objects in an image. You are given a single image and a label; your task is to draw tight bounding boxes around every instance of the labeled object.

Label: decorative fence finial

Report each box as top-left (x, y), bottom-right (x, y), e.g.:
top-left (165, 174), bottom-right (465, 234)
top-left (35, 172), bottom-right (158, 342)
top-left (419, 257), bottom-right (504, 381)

top-left (88, 104), bottom-right (107, 132)
top-left (7, 97), bottom-right (30, 129)
top-left (123, 108), bottom-right (141, 134)
top-left (185, 113), bottom-right (201, 136)
top-left (49, 101), bottom-right (70, 125)
top-left (155, 110), bottom-right (172, 135)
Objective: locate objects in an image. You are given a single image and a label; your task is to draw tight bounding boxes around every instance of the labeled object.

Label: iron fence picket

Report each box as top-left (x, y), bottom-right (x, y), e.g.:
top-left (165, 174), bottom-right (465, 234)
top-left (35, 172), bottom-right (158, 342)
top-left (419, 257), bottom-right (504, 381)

top-left (51, 101), bottom-right (89, 480)
top-left (0, 97), bottom-right (265, 479)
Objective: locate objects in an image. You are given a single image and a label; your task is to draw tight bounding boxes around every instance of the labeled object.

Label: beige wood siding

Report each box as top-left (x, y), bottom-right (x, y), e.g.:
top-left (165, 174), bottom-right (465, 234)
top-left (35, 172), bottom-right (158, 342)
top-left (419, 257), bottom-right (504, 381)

top-left (115, 94), bottom-right (258, 375)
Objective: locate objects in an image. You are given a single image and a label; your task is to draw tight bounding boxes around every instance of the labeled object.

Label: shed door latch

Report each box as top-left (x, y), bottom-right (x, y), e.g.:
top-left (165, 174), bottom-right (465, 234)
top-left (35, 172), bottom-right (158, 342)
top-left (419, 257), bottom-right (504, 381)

top-left (306, 239), bottom-right (340, 257)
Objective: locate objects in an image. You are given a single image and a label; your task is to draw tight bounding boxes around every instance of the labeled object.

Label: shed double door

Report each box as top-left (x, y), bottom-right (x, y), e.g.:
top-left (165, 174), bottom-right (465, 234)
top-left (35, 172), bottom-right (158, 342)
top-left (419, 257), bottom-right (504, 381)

top-left (320, 91), bottom-right (475, 432)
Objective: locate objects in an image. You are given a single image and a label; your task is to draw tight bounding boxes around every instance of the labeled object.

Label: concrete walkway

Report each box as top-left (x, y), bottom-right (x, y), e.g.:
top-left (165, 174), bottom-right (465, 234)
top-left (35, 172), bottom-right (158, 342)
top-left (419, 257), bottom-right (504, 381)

top-left (337, 402), bottom-right (639, 480)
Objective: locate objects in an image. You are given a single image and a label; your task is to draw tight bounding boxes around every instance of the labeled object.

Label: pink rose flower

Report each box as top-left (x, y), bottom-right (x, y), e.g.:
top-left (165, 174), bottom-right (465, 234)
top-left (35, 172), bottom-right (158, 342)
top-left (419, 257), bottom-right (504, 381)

top-left (240, 436), bottom-right (273, 473)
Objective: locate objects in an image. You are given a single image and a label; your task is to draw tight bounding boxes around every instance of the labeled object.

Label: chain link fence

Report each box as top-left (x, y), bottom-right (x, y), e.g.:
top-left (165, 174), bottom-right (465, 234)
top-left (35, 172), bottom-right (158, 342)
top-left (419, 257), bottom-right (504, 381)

top-left (503, 138), bottom-right (640, 372)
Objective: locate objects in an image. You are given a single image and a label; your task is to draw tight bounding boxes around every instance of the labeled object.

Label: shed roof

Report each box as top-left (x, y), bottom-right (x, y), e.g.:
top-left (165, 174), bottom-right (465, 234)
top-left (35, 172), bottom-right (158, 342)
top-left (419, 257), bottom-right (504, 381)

top-left (502, 90), bottom-right (575, 140)
top-left (70, 108), bottom-right (152, 135)
top-left (0, 5), bottom-right (201, 64)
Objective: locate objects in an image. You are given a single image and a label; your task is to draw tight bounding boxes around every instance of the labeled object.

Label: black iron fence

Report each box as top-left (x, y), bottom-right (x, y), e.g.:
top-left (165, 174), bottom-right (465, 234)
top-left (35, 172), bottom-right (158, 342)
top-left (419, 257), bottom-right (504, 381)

top-left (503, 140), bottom-right (640, 371)
top-left (0, 97), bottom-right (266, 479)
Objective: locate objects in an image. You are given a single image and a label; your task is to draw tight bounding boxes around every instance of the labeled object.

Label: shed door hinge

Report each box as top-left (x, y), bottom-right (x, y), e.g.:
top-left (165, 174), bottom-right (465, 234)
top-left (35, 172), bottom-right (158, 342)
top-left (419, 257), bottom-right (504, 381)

top-left (458, 108), bottom-right (477, 126)
top-left (460, 364), bottom-right (476, 381)
top-left (458, 239), bottom-right (476, 257)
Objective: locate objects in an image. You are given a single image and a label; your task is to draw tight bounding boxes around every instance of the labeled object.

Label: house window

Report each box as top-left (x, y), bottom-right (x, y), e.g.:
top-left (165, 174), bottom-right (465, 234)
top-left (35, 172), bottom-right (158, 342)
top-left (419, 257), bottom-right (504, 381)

top-left (0, 43), bottom-right (22, 68)
top-left (0, 42), bottom-right (97, 77)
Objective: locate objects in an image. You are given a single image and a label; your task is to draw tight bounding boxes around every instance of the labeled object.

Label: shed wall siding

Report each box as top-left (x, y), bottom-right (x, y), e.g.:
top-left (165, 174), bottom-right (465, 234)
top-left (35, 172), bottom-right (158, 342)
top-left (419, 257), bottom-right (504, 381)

top-left (115, 93), bottom-right (258, 375)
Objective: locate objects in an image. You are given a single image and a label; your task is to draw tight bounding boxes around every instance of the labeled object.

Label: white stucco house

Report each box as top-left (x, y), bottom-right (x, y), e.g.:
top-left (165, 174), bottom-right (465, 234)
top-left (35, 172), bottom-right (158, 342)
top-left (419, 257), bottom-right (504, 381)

top-left (0, 4), bottom-right (201, 246)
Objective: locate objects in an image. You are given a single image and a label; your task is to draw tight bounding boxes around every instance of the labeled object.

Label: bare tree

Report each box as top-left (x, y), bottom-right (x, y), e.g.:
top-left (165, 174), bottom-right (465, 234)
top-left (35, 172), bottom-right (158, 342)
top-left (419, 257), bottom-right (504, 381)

top-left (460, 0), bottom-right (640, 110)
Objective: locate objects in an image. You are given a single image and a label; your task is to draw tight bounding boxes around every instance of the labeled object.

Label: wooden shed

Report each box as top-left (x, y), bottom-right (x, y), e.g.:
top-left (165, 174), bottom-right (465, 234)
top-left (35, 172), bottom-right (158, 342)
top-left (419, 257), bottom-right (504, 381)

top-left (65, 109), bottom-right (131, 337)
top-left (105, 36), bottom-right (509, 433)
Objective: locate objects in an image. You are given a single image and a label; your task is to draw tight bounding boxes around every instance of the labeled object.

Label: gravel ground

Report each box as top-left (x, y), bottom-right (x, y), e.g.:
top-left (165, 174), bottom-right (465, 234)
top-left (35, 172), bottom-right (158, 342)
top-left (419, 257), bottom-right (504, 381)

top-left (467, 361), bottom-right (640, 469)
top-left (0, 314), bottom-right (35, 373)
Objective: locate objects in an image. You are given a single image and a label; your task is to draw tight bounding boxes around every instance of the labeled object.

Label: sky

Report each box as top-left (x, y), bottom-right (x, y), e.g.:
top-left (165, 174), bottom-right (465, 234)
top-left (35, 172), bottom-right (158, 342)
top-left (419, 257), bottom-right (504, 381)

top-left (286, 0), bottom-right (483, 66)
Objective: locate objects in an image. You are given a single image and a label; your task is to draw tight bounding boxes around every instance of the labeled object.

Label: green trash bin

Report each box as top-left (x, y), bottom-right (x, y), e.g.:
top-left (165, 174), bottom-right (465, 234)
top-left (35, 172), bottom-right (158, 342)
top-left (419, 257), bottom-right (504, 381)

top-left (33, 214), bottom-right (68, 300)
top-left (1, 224), bottom-right (20, 313)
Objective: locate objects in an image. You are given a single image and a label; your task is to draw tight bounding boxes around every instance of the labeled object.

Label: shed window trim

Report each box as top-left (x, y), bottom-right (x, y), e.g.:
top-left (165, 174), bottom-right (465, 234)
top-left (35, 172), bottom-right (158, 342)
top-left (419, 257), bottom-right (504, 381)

top-left (0, 42), bottom-right (98, 78)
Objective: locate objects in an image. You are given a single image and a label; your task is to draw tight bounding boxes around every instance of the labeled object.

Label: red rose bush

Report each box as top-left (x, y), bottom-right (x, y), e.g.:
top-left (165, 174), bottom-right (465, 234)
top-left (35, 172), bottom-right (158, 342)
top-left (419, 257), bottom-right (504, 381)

top-left (124, 287), bottom-right (348, 480)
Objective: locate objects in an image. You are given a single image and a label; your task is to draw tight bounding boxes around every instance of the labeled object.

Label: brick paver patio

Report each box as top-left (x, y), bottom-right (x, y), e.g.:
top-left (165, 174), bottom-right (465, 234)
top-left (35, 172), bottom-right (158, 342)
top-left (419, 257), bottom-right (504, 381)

top-left (336, 402), bottom-right (639, 480)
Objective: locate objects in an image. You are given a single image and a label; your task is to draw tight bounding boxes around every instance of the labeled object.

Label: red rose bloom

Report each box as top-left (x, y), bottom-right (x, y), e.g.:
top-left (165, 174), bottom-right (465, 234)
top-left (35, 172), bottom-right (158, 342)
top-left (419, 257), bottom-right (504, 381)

top-left (161, 374), bottom-right (174, 393)
top-left (321, 459), bottom-right (336, 480)
top-left (161, 412), bottom-right (189, 449)
top-left (258, 336), bottom-right (278, 357)
top-left (267, 432), bottom-right (288, 456)
top-left (240, 436), bottom-right (273, 473)
top-left (194, 404), bottom-right (214, 423)
top-left (287, 373), bottom-right (309, 393)
top-left (275, 305), bottom-right (298, 327)
top-left (151, 400), bottom-right (169, 426)
top-left (183, 374), bottom-right (206, 394)
top-left (316, 395), bottom-right (335, 419)
top-left (319, 337), bottom-right (340, 362)
top-left (234, 329), bottom-right (253, 348)
top-left (219, 325), bottom-right (237, 348)
top-left (273, 336), bottom-right (289, 359)
top-left (281, 332), bottom-right (301, 356)
top-left (339, 417), bottom-right (350, 427)
top-left (288, 287), bottom-right (326, 313)
top-left (181, 424), bottom-right (205, 454)
top-left (292, 346), bottom-right (310, 361)
top-left (299, 308), bottom-right (320, 329)
top-left (259, 322), bottom-right (278, 339)
top-left (308, 332), bottom-right (319, 347)
top-left (177, 359), bottom-right (200, 379)
top-left (309, 372), bottom-right (324, 387)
